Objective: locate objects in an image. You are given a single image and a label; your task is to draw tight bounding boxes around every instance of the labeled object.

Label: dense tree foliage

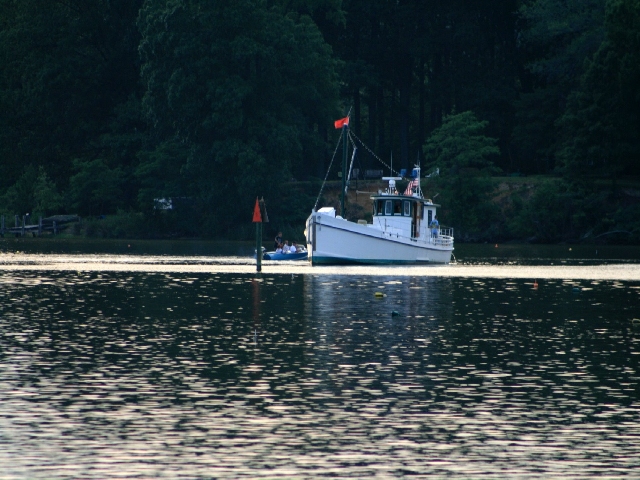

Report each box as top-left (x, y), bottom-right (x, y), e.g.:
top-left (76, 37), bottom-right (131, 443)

top-left (423, 111), bottom-right (501, 240)
top-left (0, 0), bottom-right (143, 190)
top-left (0, 0), bottom-right (638, 241)
top-left (557, 0), bottom-right (640, 178)
top-left (136, 0), bottom-right (339, 235)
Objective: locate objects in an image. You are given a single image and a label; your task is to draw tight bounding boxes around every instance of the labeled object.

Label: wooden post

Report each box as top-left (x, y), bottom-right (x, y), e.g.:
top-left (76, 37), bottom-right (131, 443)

top-left (21, 215), bottom-right (25, 237)
top-left (253, 197), bottom-right (263, 272)
top-left (256, 223), bottom-right (263, 272)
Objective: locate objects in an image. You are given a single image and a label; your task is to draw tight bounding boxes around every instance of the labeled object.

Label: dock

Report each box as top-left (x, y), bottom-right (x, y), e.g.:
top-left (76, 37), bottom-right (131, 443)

top-left (0, 215), bottom-right (79, 237)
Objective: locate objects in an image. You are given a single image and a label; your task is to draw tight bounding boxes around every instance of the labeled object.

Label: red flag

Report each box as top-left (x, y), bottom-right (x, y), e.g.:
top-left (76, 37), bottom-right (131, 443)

top-left (252, 198), bottom-right (262, 222)
top-left (334, 116), bottom-right (350, 129)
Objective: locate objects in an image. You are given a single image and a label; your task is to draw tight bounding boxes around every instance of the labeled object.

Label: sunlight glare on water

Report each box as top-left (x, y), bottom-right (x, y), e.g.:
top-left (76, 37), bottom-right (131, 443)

top-left (2, 252), bottom-right (640, 280)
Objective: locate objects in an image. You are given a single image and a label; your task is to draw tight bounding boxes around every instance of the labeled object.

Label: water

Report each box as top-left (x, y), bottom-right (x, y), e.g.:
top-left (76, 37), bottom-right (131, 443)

top-left (1, 240), bottom-right (640, 478)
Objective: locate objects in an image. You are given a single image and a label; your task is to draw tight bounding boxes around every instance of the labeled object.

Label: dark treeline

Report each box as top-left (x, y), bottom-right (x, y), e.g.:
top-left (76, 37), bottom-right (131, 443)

top-left (1, 0), bottom-right (639, 242)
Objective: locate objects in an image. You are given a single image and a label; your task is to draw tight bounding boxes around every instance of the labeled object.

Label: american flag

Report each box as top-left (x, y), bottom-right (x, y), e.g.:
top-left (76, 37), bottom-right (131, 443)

top-left (404, 178), bottom-right (419, 195)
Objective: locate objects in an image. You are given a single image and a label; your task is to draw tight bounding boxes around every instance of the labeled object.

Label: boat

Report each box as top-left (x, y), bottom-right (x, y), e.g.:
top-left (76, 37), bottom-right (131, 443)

top-left (304, 118), bottom-right (454, 265)
top-left (256, 246), bottom-right (308, 260)
top-left (263, 250), bottom-right (308, 260)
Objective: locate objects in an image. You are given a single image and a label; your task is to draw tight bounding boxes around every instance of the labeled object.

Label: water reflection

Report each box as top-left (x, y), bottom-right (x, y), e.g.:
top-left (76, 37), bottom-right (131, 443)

top-left (0, 271), bottom-right (639, 477)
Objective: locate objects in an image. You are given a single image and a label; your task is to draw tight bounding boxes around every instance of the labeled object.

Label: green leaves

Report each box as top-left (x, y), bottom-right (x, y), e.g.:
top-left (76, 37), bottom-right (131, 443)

top-left (1, 165), bottom-right (63, 216)
top-left (423, 111), bottom-right (501, 240)
top-left (557, 0), bottom-right (640, 177)
top-left (68, 159), bottom-right (125, 216)
top-left (137, 0), bottom-right (339, 234)
top-left (33, 167), bottom-right (63, 216)
top-left (0, 0), bottom-right (143, 188)
top-left (0, 0), bottom-right (637, 241)
top-left (424, 111), bottom-right (500, 174)
top-left (506, 179), bottom-right (570, 242)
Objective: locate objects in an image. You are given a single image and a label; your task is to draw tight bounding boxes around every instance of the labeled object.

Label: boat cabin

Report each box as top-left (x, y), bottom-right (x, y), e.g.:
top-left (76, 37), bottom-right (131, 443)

top-left (370, 174), bottom-right (438, 240)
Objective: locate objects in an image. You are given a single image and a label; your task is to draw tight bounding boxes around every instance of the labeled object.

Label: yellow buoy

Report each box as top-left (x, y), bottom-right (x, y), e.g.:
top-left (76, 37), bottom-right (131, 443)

top-left (374, 292), bottom-right (385, 298)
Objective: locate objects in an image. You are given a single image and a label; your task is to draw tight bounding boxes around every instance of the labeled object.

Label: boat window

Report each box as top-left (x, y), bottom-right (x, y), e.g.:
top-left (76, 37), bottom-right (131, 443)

top-left (393, 200), bottom-right (402, 215)
top-left (427, 209), bottom-right (433, 225)
top-left (403, 201), bottom-right (411, 216)
top-left (385, 200), bottom-right (392, 215)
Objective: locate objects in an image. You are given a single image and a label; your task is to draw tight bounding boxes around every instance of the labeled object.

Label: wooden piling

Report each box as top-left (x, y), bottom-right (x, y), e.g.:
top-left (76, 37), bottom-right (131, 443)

top-left (256, 222), bottom-right (262, 272)
top-left (253, 197), bottom-right (263, 272)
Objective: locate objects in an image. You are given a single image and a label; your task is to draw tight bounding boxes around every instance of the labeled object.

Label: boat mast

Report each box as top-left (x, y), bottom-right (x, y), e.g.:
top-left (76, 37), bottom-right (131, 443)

top-left (340, 120), bottom-right (348, 218)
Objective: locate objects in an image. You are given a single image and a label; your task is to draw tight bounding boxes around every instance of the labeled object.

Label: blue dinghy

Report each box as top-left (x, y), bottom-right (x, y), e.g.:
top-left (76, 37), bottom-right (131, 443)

top-left (263, 250), bottom-right (308, 260)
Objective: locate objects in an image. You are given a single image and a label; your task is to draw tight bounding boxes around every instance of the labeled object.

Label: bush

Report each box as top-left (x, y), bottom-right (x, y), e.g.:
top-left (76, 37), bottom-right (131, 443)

top-left (81, 211), bottom-right (147, 238)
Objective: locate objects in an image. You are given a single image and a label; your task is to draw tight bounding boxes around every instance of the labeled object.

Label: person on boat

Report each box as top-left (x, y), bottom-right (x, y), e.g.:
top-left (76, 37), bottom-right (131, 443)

top-left (275, 243), bottom-right (283, 254)
top-left (282, 241), bottom-right (290, 253)
top-left (430, 216), bottom-right (439, 238)
top-left (290, 242), bottom-right (298, 253)
top-left (274, 232), bottom-right (283, 250)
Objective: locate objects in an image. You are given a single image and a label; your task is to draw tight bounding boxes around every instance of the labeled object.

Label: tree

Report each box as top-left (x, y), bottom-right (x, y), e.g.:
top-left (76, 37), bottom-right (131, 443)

top-left (319, 0), bottom-right (521, 174)
top-left (1, 165), bottom-right (38, 215)
top-left (67, 159), bottom-right (125, 216)
top-left (507, 179), bottom-right (573, 242)
top-left (423, 111), bottom-right (501, 240)
top-left (137, 0), bottom-right (340, 235)
top-left (514, 0), bottom-right (606, 174)
top-left (557, 0), bottom-right (640, 178)
top-left (0, 0), bottom-right (144, 190)
top-left (33, 167), bottom-right (64, 216)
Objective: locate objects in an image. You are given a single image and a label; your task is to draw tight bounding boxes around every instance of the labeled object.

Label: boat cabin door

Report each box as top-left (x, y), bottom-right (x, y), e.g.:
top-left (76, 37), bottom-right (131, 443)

top-left (411, 200), bottom-right (420, 238)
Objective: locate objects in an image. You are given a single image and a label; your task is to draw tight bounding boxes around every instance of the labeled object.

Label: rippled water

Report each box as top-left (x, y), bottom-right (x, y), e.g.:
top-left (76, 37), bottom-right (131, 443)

top-left (1, 243), bottom-right (640, 478)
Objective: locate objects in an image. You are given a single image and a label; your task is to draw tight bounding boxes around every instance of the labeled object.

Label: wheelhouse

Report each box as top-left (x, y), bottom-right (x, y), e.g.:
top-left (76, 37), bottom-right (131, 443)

top-left (373, 198), bottom-right (414, 217)
top-left (372, 196), bottom-right (437, 223)
top-left (370, 190), bottom-right (440, 241)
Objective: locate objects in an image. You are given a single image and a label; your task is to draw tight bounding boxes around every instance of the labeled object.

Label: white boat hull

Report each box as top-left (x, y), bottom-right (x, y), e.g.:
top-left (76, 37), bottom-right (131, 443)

top-left (306, 212), bottom-right (453, 265)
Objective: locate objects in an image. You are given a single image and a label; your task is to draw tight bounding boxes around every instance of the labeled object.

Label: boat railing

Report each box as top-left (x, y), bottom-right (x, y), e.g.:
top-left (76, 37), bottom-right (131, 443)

top-left (380, 227), bottom-right (454, 247)
top-left (431, 227), bottom-right (454, 247)
top-left (439, 227), bottom-right (453, 238)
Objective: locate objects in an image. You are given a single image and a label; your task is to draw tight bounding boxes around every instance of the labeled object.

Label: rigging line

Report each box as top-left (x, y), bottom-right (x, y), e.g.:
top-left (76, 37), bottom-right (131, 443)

top-left (348, 130), bottom-right (356, 148)
top-left (345, 146), bottom-right (358, 194)
top-left (313, 128), bottom-right (343, 211)
top-left (346, 131), bottom-right (358, 183)
top-left (349, 129), bottom-right (403, 178)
